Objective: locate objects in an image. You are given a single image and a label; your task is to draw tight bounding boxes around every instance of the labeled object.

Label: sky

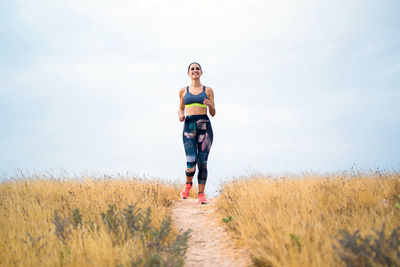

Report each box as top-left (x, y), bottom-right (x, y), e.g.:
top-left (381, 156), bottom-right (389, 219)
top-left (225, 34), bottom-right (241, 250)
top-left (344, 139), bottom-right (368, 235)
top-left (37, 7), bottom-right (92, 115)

top-left (1, 0), bottom-right (399, 192)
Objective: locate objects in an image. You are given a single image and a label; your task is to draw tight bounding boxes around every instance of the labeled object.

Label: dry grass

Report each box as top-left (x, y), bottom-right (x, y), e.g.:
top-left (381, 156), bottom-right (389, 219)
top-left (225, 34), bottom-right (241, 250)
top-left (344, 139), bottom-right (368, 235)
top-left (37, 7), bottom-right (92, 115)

top-left (216, 172), bottom-right (400, 267)
top-left (0, 174), bottom-right (184, 267)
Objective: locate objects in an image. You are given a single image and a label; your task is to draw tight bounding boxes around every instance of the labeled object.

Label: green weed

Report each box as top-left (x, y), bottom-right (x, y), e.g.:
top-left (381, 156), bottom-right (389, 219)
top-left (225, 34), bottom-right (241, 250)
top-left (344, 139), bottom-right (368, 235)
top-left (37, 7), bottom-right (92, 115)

top-left (334, 224), bottom-right (400, 267)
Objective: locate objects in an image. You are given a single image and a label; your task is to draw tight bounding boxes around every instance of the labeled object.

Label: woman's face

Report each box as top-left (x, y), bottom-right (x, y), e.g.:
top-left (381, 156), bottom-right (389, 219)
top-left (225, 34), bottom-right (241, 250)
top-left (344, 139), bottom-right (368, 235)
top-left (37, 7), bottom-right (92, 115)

top-left (188, 63), bottom-right (202, 79)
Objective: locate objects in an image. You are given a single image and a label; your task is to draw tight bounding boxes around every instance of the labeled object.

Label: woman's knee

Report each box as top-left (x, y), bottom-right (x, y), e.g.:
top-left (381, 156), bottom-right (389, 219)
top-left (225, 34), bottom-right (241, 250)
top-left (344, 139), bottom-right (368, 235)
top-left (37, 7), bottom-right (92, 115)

top-left (186, 166), bottom-right (196, 177)
top-left (197, 161), bottom-right (207, 171)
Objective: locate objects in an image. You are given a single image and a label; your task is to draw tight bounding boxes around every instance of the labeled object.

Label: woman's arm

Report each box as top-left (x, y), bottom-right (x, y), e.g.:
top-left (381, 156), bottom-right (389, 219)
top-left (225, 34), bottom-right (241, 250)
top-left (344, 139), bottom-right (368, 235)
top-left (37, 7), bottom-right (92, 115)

top-left (178, 87), bottom-right (186, 122)
top-left (204, 87), bottom-right (216, 117)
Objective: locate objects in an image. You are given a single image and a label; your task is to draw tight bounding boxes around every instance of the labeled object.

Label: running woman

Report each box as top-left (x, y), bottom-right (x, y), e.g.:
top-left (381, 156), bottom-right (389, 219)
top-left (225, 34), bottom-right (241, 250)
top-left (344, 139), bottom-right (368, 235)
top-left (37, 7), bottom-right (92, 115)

top-left (178, 62), bottom-right (216, 204)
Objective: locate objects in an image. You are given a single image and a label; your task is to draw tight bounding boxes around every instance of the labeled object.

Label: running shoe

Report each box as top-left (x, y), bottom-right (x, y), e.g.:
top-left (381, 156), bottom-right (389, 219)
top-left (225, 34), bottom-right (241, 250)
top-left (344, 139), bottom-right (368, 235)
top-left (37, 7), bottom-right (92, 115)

top-left (180, 183), bottom-right (192, 199)
top-left (198, 192), bottom-right (207, 204)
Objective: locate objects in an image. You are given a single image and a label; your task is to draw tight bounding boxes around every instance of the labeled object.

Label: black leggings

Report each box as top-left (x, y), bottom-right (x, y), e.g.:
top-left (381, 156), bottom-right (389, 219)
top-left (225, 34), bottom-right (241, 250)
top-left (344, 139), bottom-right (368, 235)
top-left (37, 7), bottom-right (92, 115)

top-left (182, 115), bottom-right (213, 184)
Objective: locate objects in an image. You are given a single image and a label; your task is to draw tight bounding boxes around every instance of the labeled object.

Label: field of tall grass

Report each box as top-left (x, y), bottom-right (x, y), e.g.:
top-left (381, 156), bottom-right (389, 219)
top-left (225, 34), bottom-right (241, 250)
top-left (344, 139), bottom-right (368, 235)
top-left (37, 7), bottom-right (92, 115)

top-left (0, 174), bottom-right (190, 267)
top-left (3, 170), bottom-right (399, 267)
top-left (216, 171), bottom-right (400, 266)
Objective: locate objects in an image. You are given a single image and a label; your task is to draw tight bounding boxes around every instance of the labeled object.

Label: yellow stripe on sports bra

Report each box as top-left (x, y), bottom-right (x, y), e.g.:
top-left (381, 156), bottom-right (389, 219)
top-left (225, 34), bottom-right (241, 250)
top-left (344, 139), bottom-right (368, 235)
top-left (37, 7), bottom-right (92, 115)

top-left (185, 103), bottom-right (207, 108)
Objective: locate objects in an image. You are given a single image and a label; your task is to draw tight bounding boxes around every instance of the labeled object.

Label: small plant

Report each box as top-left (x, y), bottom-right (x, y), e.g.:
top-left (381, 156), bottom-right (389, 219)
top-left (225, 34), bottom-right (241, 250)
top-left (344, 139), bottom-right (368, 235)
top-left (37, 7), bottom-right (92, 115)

top-left (59, 248), bottom-right (71, 265)
top-left (141, 207), bottom-right (152, 234)
top-left (222, 216), bottom-right (233, 223)
top-left (166, 228), bottom-right (191, 260)
top-left (122, 204), bottom-right (152, 238)
top-left (52, 210), bottom-right (71, 243)
top-left (395, 194), bottom-right (400, 209)
top-left (131, 216), bottom-right (191, 267)
top-left (290, 233), bottom-right (302, 252)
top-left (101, 205), bottom-right (121, 235)
top-left (122, 204), bottom-right (143, 239)
top-left (98, 203), bottom-right (191, 266)
top-left (72, 208), bottom-right (82, 229)
top-left (21, 232), bottom-right (45, 253)
top-left (145, 216), bottom-right (172, 253)
top-left (334, 224), bottom-right (400, 267)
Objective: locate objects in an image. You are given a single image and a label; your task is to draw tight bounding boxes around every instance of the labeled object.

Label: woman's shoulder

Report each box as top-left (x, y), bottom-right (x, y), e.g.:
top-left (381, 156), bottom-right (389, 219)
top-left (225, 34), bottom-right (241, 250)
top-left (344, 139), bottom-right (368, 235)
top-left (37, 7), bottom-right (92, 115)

top-left (179, 86), bottom-right (187, 96)
top-left (205, 86), bottom-right (214, 95)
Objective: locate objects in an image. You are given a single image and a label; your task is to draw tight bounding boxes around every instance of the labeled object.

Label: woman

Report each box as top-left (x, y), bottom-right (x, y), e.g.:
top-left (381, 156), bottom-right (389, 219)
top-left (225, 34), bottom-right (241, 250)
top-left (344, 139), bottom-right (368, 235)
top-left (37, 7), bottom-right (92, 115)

top-left (178, 62), bottom-right (216, 204)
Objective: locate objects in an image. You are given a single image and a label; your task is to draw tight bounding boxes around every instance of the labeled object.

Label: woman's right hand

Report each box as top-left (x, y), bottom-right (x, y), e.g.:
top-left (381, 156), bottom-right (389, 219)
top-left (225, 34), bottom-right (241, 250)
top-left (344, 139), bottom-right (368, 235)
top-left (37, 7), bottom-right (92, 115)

top-left (179, 115), bottom-right (185, 122)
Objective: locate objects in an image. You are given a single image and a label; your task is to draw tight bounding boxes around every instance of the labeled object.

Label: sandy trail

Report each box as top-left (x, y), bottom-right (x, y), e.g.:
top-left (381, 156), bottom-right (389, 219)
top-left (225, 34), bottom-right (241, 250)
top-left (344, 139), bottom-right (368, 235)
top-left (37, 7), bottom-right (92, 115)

top-left (171, 198), bottom-right (251, 267)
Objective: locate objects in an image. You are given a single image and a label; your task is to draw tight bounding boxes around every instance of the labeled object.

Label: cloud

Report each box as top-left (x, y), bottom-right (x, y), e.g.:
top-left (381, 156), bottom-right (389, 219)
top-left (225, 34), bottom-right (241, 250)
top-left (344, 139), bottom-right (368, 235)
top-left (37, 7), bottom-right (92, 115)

top-left (1, 0), bottom-right (399, 181)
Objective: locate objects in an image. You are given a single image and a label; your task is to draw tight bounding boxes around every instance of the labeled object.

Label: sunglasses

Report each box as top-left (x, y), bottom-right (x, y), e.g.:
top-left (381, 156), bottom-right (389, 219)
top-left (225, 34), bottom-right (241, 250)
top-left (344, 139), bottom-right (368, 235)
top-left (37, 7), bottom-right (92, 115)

top-left (190, 67), bottom-right (201, 71)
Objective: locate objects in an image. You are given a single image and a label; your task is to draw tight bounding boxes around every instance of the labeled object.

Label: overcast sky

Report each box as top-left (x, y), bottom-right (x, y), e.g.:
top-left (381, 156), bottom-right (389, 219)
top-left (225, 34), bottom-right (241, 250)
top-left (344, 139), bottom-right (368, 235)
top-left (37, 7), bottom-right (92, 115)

top-left (1, 0), bottom-right (399, 191)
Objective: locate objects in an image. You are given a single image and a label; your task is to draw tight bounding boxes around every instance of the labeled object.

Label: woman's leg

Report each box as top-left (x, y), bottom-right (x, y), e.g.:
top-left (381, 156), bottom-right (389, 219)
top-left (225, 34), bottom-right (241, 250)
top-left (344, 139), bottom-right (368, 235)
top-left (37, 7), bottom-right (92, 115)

top-left (183, 121), bottom-right (198, 183)
top-left (196, 122), bottom-right (213, 192)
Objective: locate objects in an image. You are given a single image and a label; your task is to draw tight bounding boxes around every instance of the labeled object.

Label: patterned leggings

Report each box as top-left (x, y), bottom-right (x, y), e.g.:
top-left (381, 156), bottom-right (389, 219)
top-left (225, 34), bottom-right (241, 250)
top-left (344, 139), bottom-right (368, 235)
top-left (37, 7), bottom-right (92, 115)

top-left (182, 115), bottom-right (213, 184)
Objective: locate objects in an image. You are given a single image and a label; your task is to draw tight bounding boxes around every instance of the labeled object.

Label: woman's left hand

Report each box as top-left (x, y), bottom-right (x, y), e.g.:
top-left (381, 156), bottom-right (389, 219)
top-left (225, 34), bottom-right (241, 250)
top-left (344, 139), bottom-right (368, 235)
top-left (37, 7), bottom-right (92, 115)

top-left (203, 98), bottom-right (211, 107)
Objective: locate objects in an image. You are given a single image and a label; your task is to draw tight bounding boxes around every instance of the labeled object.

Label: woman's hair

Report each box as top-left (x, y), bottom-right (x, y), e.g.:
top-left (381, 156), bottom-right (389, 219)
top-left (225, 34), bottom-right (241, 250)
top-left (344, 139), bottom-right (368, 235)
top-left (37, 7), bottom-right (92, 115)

top-left (187, 62), bottom-right (202, 72)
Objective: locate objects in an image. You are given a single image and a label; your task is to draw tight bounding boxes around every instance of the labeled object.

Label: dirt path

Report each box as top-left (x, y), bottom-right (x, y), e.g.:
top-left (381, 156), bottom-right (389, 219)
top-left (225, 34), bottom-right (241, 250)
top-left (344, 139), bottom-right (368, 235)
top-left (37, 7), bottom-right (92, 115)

top-left (171, 198), bottom-right (251, 267)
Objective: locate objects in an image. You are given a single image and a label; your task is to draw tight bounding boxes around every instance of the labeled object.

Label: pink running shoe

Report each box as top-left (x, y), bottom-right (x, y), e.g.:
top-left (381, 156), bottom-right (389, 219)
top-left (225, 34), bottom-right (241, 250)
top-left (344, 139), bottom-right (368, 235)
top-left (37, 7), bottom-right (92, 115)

top-left (198, 192), bottom-right (207, 204)
top-left (180, 183), bottom-right (192, 199)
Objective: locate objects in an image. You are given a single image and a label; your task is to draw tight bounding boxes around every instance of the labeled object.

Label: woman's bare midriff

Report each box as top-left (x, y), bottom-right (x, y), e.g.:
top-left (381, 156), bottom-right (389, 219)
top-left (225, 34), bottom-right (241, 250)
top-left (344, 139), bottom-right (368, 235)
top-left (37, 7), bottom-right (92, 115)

top-left (185, 106), bottom-right (208, 116)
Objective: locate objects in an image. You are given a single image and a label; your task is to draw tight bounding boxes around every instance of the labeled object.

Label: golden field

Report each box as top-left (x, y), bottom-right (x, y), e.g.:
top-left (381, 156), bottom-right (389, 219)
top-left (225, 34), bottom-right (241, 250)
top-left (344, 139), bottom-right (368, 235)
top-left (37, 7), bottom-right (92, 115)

top-left (0, 174), bottom-right (188, 267)
top-left (216, 172), bottom-right (400, 267)
top-left (2, 171), bottom-right (399, 267)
